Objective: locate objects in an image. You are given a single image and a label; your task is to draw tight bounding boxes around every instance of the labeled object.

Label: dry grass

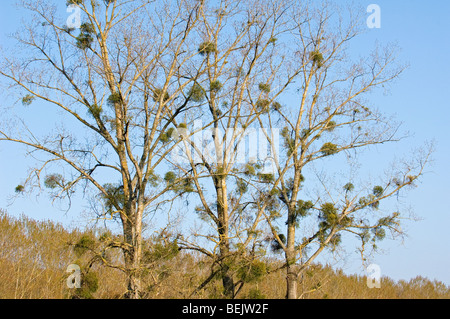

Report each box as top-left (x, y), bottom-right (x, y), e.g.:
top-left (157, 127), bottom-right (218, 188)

top-left (0, 211), bottom-right (448, 299)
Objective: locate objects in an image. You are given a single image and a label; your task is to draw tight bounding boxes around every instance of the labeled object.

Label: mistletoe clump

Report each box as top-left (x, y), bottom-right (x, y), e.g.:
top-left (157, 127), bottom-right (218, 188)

top-left (152, 88), bottom-right (170, 103)
top-left (188, 83), bottom-right (205, 103)
top-left (209, 80), bottom-right (223, 93)
top-left (310, 50), bottom-right (324, 68)
top-left (76, 23), bottom-right (95, 50)
top-left (320, 142), bottom-right (338, 156)
top-left (198, 42), bottom-right (217, 55)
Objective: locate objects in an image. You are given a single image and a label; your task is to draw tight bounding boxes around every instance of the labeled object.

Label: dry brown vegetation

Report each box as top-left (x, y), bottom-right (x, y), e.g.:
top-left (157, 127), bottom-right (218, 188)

top-left (0, 210), bottom-right (448, 299)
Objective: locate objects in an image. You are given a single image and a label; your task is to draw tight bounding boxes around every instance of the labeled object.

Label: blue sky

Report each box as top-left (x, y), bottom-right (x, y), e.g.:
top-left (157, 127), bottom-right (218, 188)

top-left (1, 0), bottom-right (450, 287)
top-left (350, 0), bottom-right (450, 286)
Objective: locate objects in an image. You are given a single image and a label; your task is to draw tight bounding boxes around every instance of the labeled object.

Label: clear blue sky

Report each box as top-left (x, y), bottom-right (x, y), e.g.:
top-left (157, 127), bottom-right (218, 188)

top-left (0, 0), bottom-right (449, 286)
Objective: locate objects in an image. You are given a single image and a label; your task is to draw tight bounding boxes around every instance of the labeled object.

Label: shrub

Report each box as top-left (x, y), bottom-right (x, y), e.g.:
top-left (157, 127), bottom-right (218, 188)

top-left (144, 240), bottom-right (180, 262)
top-left (246, 288), bottom-right (267, 299)
top-left (72, 271), bottom-right (99, 299)
top-left (237, 260), bottom-right (267, 283)
top-left (98, 231), bottom-right (112, 242)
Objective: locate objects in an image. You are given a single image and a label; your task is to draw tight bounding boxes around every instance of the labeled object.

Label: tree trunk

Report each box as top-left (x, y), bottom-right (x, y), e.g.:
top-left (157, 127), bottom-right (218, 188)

top-left (286, 262), bottom-right (298, 299)
top-left (285, 229), bottom-right (298, 299)
top-left (121, 205), bottom-right (143, 299)
top-left (216, 176), bottom-right (235, 299)
top-left (284, 168), bottom-right (303, 299)
top-left (220, 247), bottom-right (235, 299)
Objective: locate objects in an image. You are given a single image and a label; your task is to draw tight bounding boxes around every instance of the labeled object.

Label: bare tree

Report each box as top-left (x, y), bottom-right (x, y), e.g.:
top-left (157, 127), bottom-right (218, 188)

top-left (255, 2), bottom-right (433, 299)
top-left (0, 0), bottom-right (217, 298)
top-left (168, 0), bottom-right (304, 298)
